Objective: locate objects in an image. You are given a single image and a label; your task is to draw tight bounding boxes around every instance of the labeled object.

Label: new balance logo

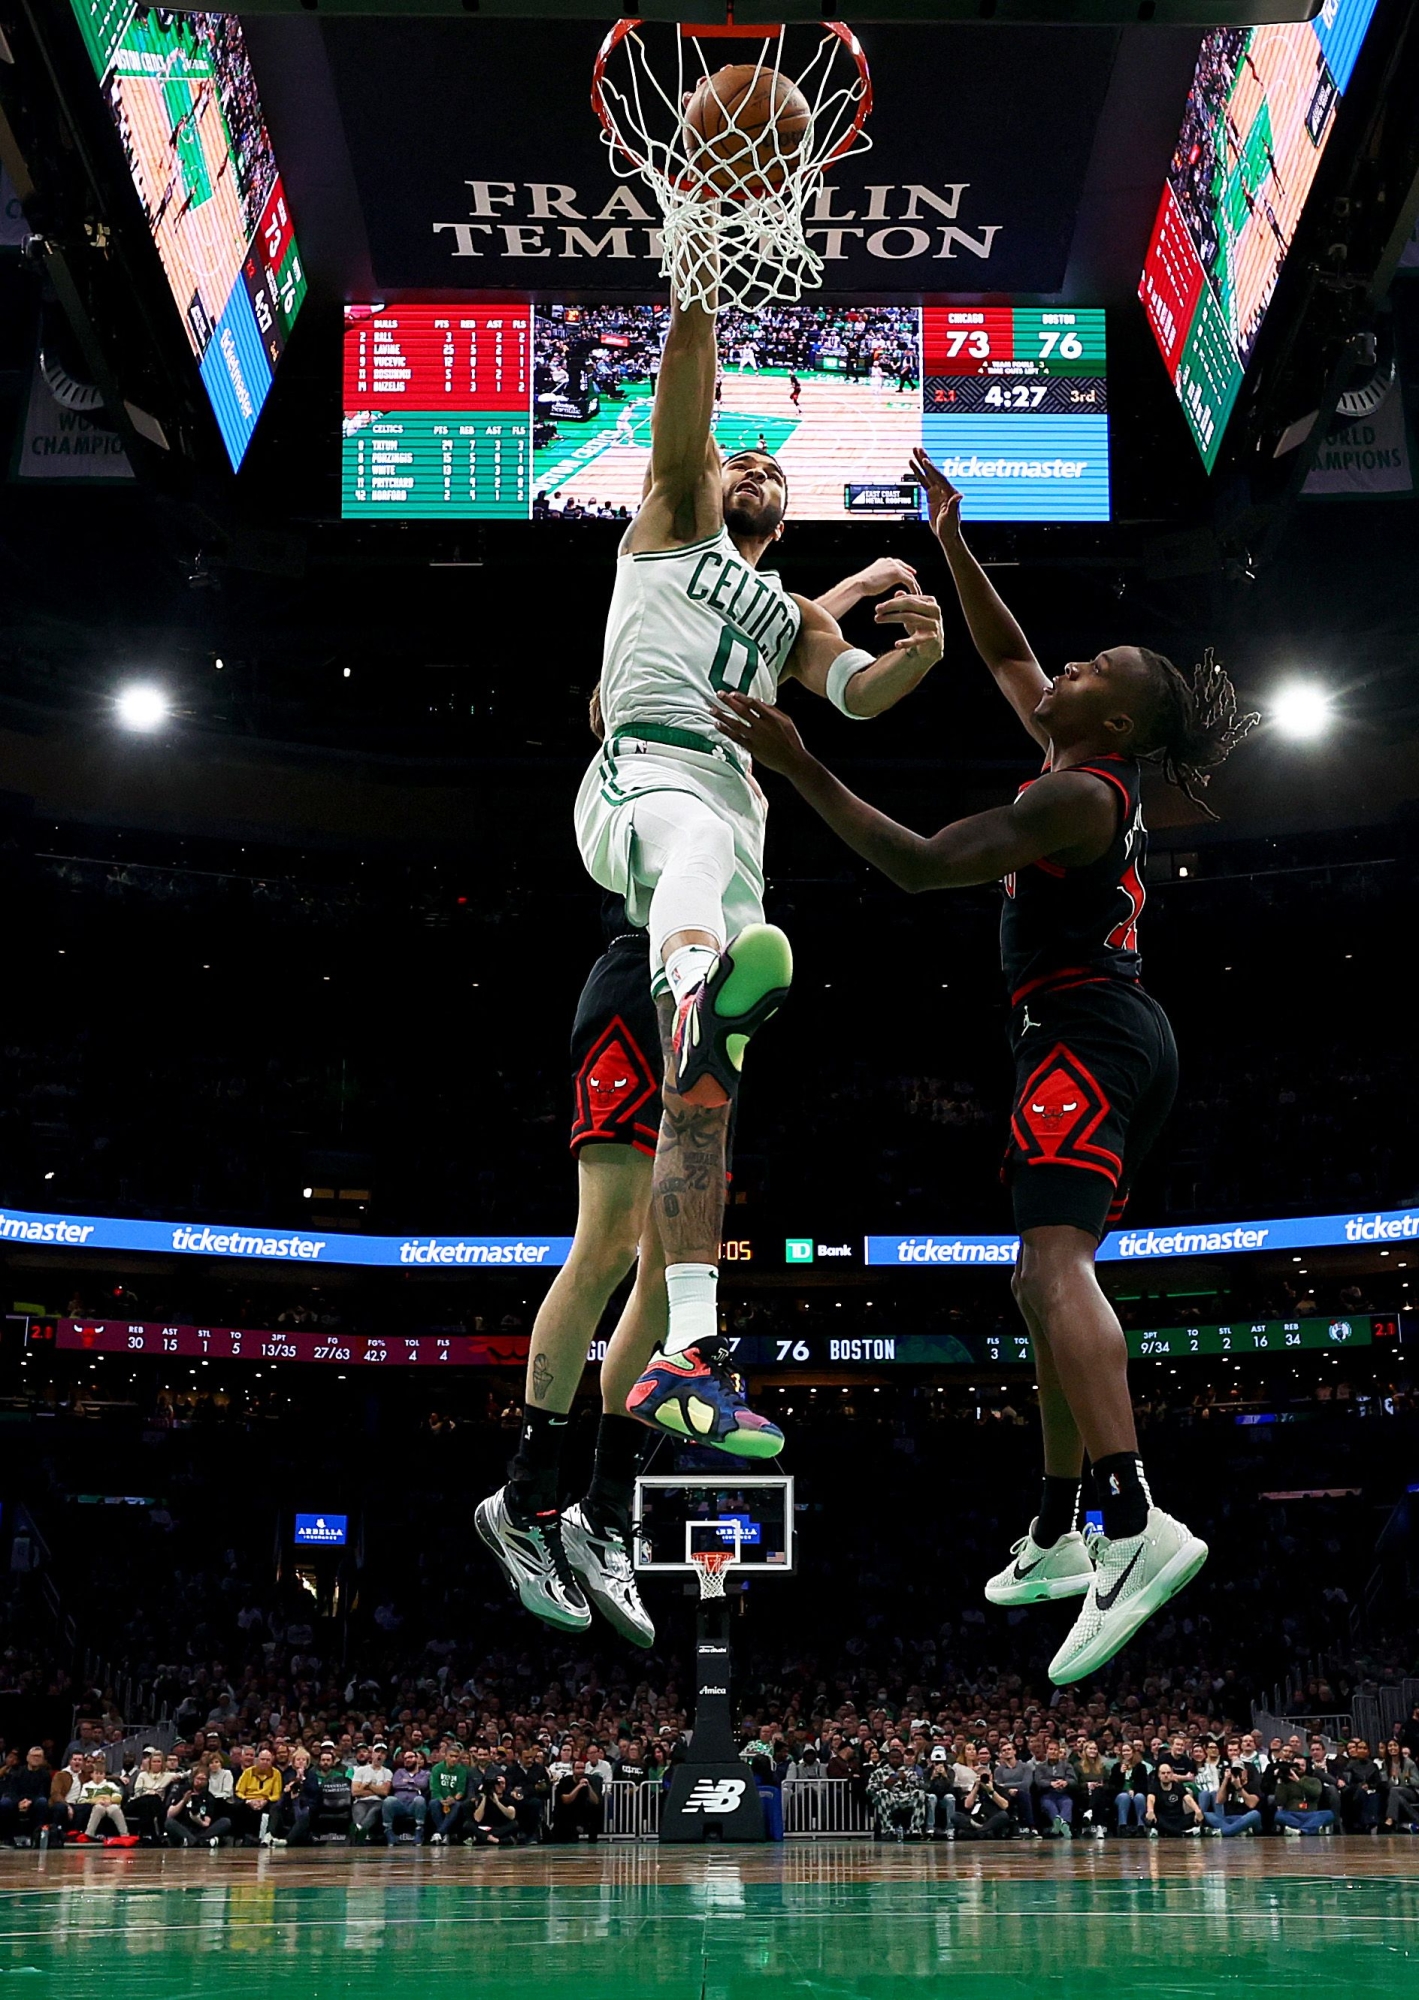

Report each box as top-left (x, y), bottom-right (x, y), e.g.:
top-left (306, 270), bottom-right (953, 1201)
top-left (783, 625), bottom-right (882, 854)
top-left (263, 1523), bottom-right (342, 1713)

top-left (682, 1778), bottom-right (746, 1815)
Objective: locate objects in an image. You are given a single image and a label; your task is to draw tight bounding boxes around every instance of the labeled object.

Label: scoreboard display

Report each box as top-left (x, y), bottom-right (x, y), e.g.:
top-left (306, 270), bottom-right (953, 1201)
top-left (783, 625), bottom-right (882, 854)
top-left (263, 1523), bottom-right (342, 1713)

top-left (342, 302), bottom-right (1109, 524)
top-left (342, 307), bottom-right (531, 516)
top-left (68, 3), bottom-right (306, 470)
top-left (53, 1313), bottom-right (1393, 1370)
top-left (1139, 0), bottom-right (1379, 470)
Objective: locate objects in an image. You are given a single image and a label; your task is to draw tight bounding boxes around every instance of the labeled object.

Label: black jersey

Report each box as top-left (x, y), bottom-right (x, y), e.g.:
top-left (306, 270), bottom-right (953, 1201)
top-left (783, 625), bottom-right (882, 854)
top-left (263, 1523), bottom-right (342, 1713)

top-left (999, 753), bottom-right (1146, 1004)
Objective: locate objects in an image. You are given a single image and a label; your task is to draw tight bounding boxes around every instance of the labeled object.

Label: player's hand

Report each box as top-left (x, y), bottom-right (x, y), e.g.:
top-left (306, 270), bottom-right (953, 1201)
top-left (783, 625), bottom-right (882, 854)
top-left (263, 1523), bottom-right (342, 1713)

top-left (873, 589), bottom-right (944, 664)
top-left (911, 446), bottom-right (964, 545)
top-left (851, 557), bottom-right (919, 600)
top-left (714, 693), bottom-right (812, 777)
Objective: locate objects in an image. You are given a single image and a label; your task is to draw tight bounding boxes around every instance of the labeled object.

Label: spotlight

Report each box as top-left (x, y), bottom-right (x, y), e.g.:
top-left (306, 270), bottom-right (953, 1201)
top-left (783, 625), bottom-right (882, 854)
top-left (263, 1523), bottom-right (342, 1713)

top-left (1271, 682), bottom-right (1331, 740)
top-left (115, 683), bottom-right (170, 732)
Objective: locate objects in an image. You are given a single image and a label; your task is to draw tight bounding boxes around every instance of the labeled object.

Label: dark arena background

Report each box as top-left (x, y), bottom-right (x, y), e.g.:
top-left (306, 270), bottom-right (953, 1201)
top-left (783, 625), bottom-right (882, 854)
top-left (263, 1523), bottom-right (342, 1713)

top-left (3, 0), bottom-right (1419, 1994)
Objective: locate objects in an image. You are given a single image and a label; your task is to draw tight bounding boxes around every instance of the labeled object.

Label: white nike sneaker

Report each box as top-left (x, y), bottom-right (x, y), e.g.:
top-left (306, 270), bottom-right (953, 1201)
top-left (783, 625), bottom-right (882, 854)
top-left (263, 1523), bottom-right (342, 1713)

top-left (984, 1520), bottom-right (1094, 1606)
top-left (474, 1486), bottom-right (592, 1632)
top-left (1048, 1507), bottom-right (1208, 1686)
top-left (562, 1501), bottom-right (655, 1649)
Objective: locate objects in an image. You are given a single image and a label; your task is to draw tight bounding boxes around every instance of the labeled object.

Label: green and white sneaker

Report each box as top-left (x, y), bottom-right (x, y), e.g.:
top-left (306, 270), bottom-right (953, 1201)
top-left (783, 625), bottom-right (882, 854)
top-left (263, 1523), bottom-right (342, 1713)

top-left (671, 924), bottom-right (792, 1109)
top-left (1048, 1507), bottom-right (1208, 1686)
top-left (984, 1521), bottom-right (1095, 1607)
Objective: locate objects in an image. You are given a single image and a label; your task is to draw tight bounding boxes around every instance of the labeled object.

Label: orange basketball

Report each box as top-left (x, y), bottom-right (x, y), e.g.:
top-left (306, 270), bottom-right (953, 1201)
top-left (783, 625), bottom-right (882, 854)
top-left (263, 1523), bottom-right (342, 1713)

top-left (684, 62), bottom-right (811, 195)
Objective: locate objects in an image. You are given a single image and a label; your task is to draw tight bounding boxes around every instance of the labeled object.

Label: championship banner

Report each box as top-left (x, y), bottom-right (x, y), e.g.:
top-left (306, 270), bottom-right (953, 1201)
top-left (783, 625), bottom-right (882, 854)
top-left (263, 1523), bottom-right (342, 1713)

top-left (326, 22), bottom-right (1114, 297)
top-left (12, 351), bottom-right (134, 483)
top-left (1303, 339), bottom-right (1413, 499)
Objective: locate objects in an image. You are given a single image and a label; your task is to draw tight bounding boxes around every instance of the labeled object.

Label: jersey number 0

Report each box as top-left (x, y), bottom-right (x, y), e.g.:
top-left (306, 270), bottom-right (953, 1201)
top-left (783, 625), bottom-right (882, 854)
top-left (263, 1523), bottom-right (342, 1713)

top-left (708, 624), bottom-right (763, 697)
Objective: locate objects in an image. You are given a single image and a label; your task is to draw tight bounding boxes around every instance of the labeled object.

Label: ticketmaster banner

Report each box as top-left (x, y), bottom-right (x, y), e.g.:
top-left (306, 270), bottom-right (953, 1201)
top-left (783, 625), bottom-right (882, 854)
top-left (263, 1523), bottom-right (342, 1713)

top-left (2, 1203), bottom-right (1414, 1271)
top-left (866, 1208), bottom-right (1419, 1266)
top-left (0, 1207), bottom-right (571, 1269)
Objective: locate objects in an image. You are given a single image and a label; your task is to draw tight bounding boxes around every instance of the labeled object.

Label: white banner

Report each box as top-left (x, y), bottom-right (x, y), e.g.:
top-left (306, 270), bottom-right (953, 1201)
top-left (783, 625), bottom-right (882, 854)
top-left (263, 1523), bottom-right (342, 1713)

top-left (14, 355), bottom-right (133, 482)
top-left (1304, 369), bottom-right (1412, 498)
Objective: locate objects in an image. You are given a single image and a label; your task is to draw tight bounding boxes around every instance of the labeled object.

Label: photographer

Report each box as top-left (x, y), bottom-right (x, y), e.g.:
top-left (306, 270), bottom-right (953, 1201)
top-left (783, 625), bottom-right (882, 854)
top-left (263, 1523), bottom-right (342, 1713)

top-left (550, 1758), bottom-right (604, 1843)
top-left (1202, 1760), bottom-right (1262, 1838)
top-left (954, 1750), bottom-right (1013, 1841)
top-left (479, 1773), bottom-right (522, 1845)
top-left (1274, 1760), bottom-right (1335, 1835)
top-left (1145, 1762), bottom-right (1203, 1838)
top-left (166, 1767), bottom-right (233, 1848)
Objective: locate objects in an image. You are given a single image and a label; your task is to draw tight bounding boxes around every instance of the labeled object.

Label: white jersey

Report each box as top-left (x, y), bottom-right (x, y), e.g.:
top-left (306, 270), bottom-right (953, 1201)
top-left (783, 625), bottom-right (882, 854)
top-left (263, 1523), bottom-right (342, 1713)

top-left (599, 528), bottom-right (802, 742)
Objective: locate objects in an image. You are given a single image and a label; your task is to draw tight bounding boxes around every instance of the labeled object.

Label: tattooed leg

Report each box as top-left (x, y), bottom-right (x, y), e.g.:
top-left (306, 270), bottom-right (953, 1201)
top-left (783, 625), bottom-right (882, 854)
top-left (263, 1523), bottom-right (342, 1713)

top-left (651, 994), bottom-right (731, 1357)
top-left (522, 1145), bottom-right (653, 1413)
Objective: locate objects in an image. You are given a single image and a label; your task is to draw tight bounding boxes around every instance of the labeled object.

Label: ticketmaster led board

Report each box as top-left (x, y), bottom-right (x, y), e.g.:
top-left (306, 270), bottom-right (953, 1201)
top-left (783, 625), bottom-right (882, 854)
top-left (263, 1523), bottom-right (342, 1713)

top-left (341, 303), bottom-right (1109, 523)
top-left (68, 2), bottom-right (307, 469)
top-left (1139, 0), bottom-right (1380, 470)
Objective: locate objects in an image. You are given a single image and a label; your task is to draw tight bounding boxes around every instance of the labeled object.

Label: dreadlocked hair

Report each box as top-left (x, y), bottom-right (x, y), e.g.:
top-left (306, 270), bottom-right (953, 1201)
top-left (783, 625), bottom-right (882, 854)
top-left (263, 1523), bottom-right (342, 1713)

top-left (1134, 646), bottom-right (1260, 821)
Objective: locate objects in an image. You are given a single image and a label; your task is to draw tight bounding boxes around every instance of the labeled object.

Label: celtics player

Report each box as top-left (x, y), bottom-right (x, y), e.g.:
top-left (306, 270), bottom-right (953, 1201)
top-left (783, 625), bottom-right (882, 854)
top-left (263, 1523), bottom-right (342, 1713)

top-left (478, 555), bottom-right (927, 1642)
top-left (572, 294), bottom-right (943, 1461)
top-left (716, 447), bottom-right (1256, 1683)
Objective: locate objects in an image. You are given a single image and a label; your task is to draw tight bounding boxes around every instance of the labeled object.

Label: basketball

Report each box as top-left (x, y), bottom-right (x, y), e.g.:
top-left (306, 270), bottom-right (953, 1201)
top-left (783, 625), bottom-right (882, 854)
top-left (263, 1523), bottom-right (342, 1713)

top-left (684, 62), bottom-right (812, 194)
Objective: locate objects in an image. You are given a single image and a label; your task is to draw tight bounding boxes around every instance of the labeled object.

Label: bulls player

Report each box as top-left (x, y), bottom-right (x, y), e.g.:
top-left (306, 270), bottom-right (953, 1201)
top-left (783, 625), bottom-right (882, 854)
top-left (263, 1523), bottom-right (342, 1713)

top-left (715, 446), bottom-right (1257, 1685)
top-left (478, 555), bottom-right (928, 1644)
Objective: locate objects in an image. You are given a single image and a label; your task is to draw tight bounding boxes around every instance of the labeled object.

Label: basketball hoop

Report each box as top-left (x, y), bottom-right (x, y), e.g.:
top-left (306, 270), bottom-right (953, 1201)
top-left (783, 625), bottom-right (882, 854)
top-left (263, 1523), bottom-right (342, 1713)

top-left (689, 1549), bottom-right (737, 1598)
top-left (591, 20), bottom-right (872, 312)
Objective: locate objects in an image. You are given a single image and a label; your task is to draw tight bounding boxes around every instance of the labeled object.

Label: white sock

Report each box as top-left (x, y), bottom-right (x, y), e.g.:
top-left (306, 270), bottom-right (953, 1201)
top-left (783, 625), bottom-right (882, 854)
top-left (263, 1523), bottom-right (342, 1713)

top-left (663, 1263), bottom-right (719, 1356)
top-left (664, 943), bottom-right (718, 1007)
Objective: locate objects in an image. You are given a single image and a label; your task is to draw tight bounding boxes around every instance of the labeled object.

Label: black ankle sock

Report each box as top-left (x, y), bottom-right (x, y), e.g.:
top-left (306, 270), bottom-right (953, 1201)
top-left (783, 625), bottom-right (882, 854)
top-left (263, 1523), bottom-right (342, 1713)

top-left (1094, 1452), bottom-right (1152, 1541)
top-left (1035, 1475), bottom-right (1083, 1549)
top-left (583, 1413), bottom-right (649, 1527)
top-left (508, 1405), bottom-right (569, 1515)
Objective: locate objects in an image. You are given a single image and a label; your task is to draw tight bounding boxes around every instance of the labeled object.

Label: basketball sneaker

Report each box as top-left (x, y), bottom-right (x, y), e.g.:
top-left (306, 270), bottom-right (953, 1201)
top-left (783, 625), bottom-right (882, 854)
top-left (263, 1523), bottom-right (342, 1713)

top-left (562, 1500), bottom-right (655, 1649)
top-left (627, 1335), bottom-right (784, 1458)
top-left (1048, 1507), bottom-right (1208, 1686)
top-left (983, 1521), bottom-right (1095, 1607)
top-left (671, 924), bottom-right (793, 1108)
top-left (474, 1486), bottom-right (592, 1632)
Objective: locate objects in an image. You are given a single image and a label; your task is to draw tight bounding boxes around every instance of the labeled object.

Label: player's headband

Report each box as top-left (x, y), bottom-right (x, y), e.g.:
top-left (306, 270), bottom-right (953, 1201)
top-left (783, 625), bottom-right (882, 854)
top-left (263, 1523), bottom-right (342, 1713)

top-left (724, 450), bottom-right (789, 503)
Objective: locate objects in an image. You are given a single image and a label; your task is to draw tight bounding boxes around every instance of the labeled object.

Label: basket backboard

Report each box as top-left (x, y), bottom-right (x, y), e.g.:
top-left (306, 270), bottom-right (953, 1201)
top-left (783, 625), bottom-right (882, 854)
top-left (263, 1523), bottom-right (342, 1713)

top-left (633, 1474), bottom-right (795, 1576)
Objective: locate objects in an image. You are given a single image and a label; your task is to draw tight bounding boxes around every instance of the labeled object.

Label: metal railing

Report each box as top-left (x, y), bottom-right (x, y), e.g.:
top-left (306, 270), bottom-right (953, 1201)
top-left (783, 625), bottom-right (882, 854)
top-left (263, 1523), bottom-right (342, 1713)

top-left (780, 1777), bottom-right (874, 1838)
top-left (604, 1778), bottom-right (663, 1840)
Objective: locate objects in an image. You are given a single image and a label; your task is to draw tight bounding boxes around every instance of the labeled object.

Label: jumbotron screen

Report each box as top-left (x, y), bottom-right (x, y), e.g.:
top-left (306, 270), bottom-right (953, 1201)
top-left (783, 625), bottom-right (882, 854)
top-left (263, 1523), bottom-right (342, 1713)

top-left (341, 303), bottom-right (1110, 523)
top-left (1139, 0), bottom-right (1379, 471)
top-left (68, 2), bottom-right (307, 469)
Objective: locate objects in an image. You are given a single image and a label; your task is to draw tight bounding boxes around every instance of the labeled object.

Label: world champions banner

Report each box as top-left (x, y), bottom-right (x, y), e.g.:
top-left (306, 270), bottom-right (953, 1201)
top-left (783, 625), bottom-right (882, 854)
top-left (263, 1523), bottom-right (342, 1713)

top-left (324, 21), bottom-right (1116, 297)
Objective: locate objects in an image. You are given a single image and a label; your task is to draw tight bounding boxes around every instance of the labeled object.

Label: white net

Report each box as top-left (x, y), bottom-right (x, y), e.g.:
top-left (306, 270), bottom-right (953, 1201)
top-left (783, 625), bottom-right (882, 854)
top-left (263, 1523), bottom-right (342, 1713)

top-left (690, 1551), bottom-right (735, 1598)
top-left (592, 22), bottom-right (872, 312)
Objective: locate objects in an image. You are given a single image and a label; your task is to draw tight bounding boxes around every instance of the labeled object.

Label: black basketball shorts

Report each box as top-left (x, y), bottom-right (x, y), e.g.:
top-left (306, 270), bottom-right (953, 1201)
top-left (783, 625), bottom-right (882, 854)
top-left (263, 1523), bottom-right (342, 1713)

top-left (569, 934), bottom-right (663, 1158)
top-left (1004, 978), bottom-right (1178, 1239)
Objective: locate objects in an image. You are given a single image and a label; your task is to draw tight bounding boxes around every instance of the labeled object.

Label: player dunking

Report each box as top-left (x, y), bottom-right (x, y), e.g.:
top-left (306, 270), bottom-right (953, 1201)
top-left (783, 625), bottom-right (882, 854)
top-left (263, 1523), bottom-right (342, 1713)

top-left (563, 291), bottom-right (942, 1462)
top-left (716, 446), bottom-right (1257, 1684)
top-left (478, 557), bottom-right (926, 1639)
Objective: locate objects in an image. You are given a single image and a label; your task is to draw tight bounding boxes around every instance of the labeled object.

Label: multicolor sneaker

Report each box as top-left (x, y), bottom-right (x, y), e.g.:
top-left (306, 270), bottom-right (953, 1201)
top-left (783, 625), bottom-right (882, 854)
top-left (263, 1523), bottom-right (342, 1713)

top-left (626, 1336), bottom-right (784, 1458)
top-left (671, 924), bottom-right (792, 1109)
top-left (1048, 1507), bottom-right (1208, 1685)
top-left (562, 1501), bottom-right (655, 1649)
top-left (983, 1521), bottom-right (1095, 1606)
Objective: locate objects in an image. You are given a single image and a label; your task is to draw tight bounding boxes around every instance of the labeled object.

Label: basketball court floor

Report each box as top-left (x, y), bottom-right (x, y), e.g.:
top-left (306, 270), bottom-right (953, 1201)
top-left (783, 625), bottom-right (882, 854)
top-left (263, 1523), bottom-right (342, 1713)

top-left (2, 1842), bottom-right (1414, 1998)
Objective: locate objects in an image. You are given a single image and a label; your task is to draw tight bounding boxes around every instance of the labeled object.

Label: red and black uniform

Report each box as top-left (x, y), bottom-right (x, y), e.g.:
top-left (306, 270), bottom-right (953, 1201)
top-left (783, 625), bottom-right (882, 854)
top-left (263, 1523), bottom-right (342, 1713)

top-left (1001, 752), bottom-right (1178, 1238)
top-left (569, 896), bottom-right (662, 1157)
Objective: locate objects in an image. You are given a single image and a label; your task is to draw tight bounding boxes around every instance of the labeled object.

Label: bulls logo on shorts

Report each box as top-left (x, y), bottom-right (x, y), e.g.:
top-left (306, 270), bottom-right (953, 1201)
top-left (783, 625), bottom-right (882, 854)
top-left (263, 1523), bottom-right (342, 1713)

top-left (1010, 1044), bottom-right (1122, 1183)
top-left (572, 1015), bottom-right (660, 1154)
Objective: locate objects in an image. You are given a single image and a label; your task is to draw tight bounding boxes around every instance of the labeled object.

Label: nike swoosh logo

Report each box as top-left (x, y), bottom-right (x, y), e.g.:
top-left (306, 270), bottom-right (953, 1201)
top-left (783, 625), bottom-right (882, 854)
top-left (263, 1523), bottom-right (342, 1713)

top-left (1012, 1558), bottom-right (1043, 1581)
top-left (1095, 1547), bottom-right (1145, 1612)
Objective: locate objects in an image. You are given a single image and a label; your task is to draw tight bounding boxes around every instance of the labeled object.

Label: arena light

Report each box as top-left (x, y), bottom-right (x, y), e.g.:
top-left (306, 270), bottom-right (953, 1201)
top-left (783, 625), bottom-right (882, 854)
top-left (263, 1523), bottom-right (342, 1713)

top-left (115, 683), bottom-right (171, 732)
top-left (1271, 682), bottom-right (1332, 740)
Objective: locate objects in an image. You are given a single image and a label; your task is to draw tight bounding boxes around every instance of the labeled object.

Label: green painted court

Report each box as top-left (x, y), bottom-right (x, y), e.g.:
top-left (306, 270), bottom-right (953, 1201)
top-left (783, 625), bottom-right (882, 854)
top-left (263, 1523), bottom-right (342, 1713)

top-left (4, 1843), bottom-right (1417, 1998)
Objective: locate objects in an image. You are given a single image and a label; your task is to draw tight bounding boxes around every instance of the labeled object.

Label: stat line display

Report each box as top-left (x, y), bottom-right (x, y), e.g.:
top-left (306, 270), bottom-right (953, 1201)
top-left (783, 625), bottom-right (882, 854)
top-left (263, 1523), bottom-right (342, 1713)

top-left (341, 303), bottom-right (1109, 524)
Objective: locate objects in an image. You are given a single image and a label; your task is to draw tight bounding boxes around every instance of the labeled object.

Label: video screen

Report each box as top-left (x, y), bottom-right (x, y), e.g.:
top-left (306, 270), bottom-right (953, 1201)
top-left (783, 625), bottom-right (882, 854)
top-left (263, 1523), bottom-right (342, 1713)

top-left (68, 2), bottom-right (307, 469)
top-left (341, 303), bottom-right (1110, 524)
top-left (1139, 0), bottom-right (1380, 470)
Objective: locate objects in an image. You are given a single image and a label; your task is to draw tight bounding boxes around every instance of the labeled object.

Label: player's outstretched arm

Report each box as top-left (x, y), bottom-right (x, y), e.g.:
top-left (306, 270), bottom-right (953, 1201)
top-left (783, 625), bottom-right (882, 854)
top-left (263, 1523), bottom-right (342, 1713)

top-left (624, 299), bottom-right (722, 555)
top-left (911, 446), bottom-right (1051, 750)
top-left (812, 557), bottom-right (919, 623)
top-left (715, 694), bottom-right (1113, 891)
top-left (781, 588), bottom-right (943, 718)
